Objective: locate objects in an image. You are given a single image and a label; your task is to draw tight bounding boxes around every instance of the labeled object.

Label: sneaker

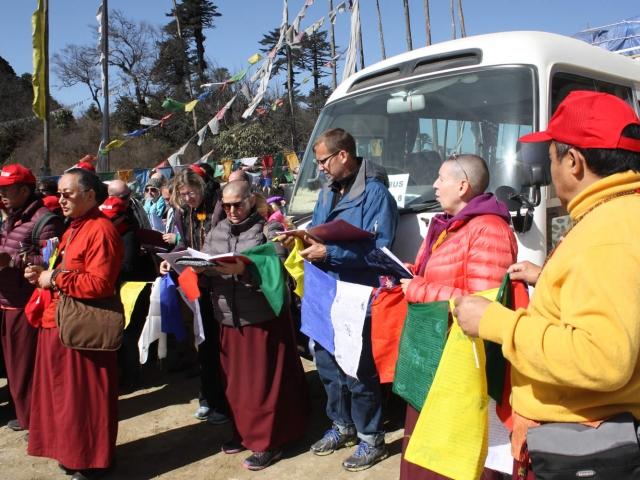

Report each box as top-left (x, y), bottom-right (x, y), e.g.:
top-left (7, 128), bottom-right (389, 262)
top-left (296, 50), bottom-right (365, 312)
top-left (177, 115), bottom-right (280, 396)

top-left (310, 426), bottom-right (358, 456)
top-left (221, 439), bottom-right (247, 454)
top-left (242, 448), bottom-right (283, 471)
top-left (206, 411), bottom-right (229, 425)
top-left (7, 419), bottom-right (23, 431)
top-left (193, 406), bottom-right (210, 421)
top-left (342, 441), bottom-right (389, 472)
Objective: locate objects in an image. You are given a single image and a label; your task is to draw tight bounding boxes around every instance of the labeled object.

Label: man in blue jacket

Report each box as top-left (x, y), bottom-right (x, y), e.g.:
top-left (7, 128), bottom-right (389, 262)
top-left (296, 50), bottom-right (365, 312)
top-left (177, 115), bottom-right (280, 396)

top-left (283, 128), bottom-right (398, 471)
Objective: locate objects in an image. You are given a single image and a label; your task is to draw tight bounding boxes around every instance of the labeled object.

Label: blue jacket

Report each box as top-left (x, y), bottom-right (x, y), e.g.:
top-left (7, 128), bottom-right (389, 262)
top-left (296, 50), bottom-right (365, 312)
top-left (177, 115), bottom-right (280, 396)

top-left (309, 158), bottom-right (399, 287)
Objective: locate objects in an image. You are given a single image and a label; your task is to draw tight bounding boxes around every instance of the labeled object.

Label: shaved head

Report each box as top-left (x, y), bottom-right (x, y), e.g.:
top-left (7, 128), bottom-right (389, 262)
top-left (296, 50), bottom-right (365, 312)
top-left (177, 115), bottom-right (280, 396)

top-left (228, 170), bottom-right (253, 184)
top-left (108, 179), bottom-right (130, 198)
top-left (223, 180), bottom-right (251, 198)
top-left (446, 154), bottom-right (490, 195)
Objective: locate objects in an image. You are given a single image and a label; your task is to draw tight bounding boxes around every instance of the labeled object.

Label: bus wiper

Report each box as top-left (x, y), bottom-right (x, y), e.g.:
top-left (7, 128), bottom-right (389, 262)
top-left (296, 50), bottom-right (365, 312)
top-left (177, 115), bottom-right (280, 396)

top-left (399, 200), bottom-right (441, 215)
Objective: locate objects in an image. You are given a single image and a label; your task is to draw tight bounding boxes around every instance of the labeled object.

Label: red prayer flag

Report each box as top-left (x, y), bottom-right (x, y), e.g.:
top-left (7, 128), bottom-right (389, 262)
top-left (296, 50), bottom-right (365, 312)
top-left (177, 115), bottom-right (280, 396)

top-left (261, 155), bottom-right (274, 179)
top-left (371, 286), bottom-right (408, 383)
top-left (177, 269), bottom-right (200, 302)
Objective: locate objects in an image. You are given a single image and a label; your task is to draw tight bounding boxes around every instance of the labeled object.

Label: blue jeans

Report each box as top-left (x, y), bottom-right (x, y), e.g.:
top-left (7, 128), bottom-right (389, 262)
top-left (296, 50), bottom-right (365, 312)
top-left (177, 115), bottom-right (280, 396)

top-left (314, 317), bottom-right (385, 446)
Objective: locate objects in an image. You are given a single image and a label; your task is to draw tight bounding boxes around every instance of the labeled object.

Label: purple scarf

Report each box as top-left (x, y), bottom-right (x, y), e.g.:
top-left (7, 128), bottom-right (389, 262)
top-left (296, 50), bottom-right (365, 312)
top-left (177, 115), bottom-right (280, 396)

top-left (417, 193), bottom-right (511, 276)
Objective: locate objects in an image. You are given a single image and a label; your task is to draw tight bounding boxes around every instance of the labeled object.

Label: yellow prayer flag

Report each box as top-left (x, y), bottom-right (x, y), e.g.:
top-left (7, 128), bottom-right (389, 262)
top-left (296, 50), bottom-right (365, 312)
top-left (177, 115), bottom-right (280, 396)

top-left (248, 53), bottom-right (263, 65)
top-left (105, 139), bottom-right (127, 152)
top-left (284, 237), bottom-right (305, 298)
top-left (222, 160), bottom-right (234, 181)
top-left (120, 282), bottom-right (148, 329)
top-left (116, 169), bottom-right (133, 183)
top-left (284, 152), bottom-right (300, 170)
top-left (184, 99), bottom-right (198, 112)
top-left (31, 0), bottom-right (46, 120)
top-left (405, 288), bottom-right (501, 480)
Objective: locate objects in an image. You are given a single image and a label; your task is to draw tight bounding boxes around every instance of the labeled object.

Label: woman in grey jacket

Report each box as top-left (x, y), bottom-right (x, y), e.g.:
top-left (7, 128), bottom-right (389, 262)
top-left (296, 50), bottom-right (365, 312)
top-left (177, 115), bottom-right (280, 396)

top-left (198, 180), bottom-right (311, 471)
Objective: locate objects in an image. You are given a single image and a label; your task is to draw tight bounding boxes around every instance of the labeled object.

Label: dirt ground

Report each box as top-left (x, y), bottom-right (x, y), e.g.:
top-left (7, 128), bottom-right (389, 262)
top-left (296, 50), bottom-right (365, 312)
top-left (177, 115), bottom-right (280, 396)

top-left (0, 358), bottom-right (406, 480)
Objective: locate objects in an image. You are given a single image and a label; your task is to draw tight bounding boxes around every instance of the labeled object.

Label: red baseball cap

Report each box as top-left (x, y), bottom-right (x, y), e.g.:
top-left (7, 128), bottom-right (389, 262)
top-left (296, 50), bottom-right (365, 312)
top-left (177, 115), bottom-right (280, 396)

top-left (74, 161), bottom-right (96, 172)
top-left (0, 164), bottom-right (37, 186)
top-left (99, 197), bottom-right (128, 219)
top-left (190, 165), bottom-right (206, 178)
top-left (42, 195), bottom-right (61, 211)
top-left (520, 91), bottom-right (640, 152)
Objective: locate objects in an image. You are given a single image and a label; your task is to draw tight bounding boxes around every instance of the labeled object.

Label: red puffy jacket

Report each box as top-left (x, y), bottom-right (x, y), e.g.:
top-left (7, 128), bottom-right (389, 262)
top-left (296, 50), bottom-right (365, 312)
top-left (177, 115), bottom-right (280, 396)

top-left (405, 214), bottom-right (518, 303)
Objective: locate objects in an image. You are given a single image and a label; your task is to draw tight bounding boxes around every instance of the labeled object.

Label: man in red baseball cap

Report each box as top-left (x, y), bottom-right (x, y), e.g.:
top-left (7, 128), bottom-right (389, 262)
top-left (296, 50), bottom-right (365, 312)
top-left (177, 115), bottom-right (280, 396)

top-left (0, 164), bottom-right (64, 435)
top-left (454, 91), bottom-right (640, 478)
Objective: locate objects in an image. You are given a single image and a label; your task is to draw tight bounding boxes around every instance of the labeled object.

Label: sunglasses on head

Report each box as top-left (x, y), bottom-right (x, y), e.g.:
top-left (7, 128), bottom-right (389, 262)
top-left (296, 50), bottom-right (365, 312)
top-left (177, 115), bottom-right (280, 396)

top-left (221, 198), bottom-right (249, 210)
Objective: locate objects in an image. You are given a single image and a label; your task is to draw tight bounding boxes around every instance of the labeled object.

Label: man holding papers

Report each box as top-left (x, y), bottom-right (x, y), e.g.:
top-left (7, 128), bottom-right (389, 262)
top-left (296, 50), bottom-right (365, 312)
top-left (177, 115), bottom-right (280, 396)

top-left (398, 154), bottom-right (517, 480)
top-left (280, 128), bottom-right (398, 471)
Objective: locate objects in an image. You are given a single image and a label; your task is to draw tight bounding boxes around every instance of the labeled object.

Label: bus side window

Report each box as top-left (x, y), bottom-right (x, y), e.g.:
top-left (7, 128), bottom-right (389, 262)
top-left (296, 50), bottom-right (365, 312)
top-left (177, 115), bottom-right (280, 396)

top-left (551, 72), bottom-right (633, 115)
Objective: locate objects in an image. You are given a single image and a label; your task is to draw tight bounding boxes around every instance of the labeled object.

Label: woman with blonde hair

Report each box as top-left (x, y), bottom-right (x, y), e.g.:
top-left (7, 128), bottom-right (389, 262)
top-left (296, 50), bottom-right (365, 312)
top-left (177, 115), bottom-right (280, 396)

top-left (159, 167), bottom-right (227, 424)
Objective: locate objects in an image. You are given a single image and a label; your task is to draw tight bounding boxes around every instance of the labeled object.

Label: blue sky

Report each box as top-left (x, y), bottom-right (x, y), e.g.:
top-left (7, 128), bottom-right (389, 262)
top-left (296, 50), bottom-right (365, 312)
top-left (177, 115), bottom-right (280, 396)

top-left (0, 0), bottom-right (636, 114)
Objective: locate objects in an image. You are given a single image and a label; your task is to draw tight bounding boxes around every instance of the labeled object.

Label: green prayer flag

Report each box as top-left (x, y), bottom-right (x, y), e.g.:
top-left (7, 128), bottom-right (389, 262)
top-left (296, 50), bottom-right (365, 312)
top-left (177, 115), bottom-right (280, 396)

top-left (31, 0), bottom-right (46, 119)
top-left (284, 171), bottom-right (294, 183)
top-left (98, 172), bottom-right (116, 182)
top-left (162, 98), bottom-right (187, 112)
top-left (241, 242), bottom-right (286, 317)
top-left (272, 153), bottom-right (284, 181)
top-left (484, 273), bottom-right (511, 405)
top-left (228, 67), bottom-right (250, 83)
top-left (393, 300), bottom-right (449, 411)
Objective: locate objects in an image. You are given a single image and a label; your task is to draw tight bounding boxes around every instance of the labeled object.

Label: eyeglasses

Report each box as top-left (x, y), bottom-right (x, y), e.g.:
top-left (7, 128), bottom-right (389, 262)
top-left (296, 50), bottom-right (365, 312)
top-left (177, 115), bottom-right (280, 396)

top-left (449, 153), bottom-right (469, 182)
top-left (316, 151), bottom-right (340, 166)
top-left (179, 190), bottom-right (198, 200)
top-left (145, 187), bottom-right (158, 193)
top-left (221, 197), bottom-right (249, 211)
top-left (58, 190), bottom-right (88, 199)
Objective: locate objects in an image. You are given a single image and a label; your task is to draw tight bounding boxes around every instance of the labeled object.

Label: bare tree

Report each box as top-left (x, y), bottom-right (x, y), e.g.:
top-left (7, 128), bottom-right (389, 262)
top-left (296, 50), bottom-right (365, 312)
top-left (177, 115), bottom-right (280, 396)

top-left (457, 0), bottom-right (467, 37)
top-left (375, 0), bottom-right (386, 59)
top-left (404, 0), bottom-right (413, 51)
top-left (450, 0), bottom-right (456, 39)
top-left (108, 10), bottom-right (159, 108)
top-left (52, 44), bottom-right (102, 114)
top-left (423, 0), bottom-right (431, 46)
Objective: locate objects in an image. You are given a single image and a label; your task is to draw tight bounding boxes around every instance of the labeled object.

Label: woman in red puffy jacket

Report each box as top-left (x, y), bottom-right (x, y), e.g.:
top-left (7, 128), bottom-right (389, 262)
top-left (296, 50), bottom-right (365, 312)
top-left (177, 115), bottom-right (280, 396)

top-left (399, 154), bottom-right (518, 480)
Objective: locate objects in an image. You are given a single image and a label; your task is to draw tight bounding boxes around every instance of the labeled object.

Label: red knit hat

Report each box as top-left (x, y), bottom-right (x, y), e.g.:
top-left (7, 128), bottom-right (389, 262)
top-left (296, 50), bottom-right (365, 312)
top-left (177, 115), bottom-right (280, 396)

top-left (0, 164), bottom-right (37, 186)
top-left (99, 197), bottom-right (128, 219)
top-left (520, 91), bottom-right (640, 152)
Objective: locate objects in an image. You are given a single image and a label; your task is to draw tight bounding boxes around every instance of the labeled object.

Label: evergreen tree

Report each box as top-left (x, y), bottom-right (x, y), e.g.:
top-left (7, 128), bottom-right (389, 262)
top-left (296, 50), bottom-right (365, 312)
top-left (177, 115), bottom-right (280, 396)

top-left (166, 0), bottom-right (222, 82)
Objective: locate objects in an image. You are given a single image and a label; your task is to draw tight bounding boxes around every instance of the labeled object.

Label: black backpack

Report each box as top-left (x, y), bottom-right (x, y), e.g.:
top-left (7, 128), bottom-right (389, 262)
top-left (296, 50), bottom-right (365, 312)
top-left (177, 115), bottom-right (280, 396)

top-left (31, 211), bottom-right (58, 247)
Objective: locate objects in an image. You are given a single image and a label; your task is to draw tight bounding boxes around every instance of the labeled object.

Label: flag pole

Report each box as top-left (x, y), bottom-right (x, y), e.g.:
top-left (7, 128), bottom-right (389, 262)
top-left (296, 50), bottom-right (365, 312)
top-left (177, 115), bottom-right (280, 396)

top-left (43, 0), bottom-right (50, 176)
top-left (98, 0), bottom-right (110, 173)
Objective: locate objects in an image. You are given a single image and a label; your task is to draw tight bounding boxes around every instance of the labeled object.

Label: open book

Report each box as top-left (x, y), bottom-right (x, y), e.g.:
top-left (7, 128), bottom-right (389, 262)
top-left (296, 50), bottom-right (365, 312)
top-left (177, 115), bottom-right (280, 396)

top-left (381, 247), bottom-right (414, 278)
top-left (281, 219), bottom-right (375, 243)
top-left (158, 248), bottom-right (252, 274)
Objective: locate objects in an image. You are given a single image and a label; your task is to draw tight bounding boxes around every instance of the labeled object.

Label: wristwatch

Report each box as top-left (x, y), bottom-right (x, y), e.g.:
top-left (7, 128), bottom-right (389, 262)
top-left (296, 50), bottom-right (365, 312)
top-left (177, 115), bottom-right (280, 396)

top-left (50, 269), bottom-right (62, 292)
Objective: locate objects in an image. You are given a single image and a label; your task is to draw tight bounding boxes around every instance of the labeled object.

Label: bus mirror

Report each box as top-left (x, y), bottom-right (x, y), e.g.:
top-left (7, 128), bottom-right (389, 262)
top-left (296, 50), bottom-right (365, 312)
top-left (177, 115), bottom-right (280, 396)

top-left (387, 94), bottom-right (425, 114)
top-left (516, 141), bottom-right (552, 187)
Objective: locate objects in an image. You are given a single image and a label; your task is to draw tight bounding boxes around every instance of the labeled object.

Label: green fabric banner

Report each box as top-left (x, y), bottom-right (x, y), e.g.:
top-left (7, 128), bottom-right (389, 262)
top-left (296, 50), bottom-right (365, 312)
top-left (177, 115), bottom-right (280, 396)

top-left (228, 67), bottom-right (250, 83)
top-left (393, 300), bottom-right (449, 411)
top-left (31, 0), bottom-right (46, 120)
top-left (241, 241), bottom-right (286, 317)
top-left (98, 172), bottom-right (116, 182)
top-left (162, 98), bottom-right (187, 112)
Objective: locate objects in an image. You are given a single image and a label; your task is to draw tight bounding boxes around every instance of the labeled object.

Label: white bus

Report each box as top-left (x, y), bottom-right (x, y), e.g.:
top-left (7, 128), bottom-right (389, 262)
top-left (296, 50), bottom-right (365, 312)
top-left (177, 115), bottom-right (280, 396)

top-left (287, 31), bottom-right (640, 265)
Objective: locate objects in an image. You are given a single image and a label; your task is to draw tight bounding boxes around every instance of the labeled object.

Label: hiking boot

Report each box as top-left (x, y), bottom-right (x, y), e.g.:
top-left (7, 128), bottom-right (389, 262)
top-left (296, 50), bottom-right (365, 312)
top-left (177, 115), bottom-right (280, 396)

top-left (242, 448), bottom-right (283, 470)
top-left (193, 406), bottom-right (210, 421)
top-left (310, 426), bottom-right (358, 456)
top-left (7, 419), bottom-right (23, 431)
top-left (342, 441), bottom-right (389, 472)
top-left (221, 439), bottom-right (247, 455)
top-left (206, 411), bottom-right (229, 425)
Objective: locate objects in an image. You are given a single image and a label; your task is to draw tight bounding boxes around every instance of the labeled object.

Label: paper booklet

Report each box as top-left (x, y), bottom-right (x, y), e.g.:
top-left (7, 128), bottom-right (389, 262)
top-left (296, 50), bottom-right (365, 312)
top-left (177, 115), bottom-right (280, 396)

top-left (281, 219), bottom-right (376, 243)
top-left (137, 229), bottom-right (171, 252)
top-left (381, 247), bottom-right (414, 278)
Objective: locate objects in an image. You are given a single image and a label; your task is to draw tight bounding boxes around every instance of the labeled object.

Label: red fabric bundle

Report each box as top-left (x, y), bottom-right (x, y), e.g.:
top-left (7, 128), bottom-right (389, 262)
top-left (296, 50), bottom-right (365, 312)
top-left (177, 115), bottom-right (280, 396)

top-left (177, 269), bottom-right (200, 302)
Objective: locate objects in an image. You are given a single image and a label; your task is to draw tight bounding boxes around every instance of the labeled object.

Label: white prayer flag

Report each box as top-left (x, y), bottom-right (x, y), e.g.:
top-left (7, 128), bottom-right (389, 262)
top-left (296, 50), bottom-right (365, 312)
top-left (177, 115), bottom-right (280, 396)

top-left (342, 0), bottom-right (360, 82)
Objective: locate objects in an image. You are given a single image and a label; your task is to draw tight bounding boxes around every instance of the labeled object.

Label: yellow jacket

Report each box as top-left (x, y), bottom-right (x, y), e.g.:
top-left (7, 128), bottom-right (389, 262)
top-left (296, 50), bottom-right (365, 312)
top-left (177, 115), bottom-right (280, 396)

top-left (480, 171), bottom-right (640, 422)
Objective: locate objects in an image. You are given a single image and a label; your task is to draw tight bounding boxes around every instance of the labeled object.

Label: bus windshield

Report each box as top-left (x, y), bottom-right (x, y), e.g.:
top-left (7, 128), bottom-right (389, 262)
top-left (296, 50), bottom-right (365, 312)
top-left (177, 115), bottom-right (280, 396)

top-left (289, 66), bottom-right (536, 214)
